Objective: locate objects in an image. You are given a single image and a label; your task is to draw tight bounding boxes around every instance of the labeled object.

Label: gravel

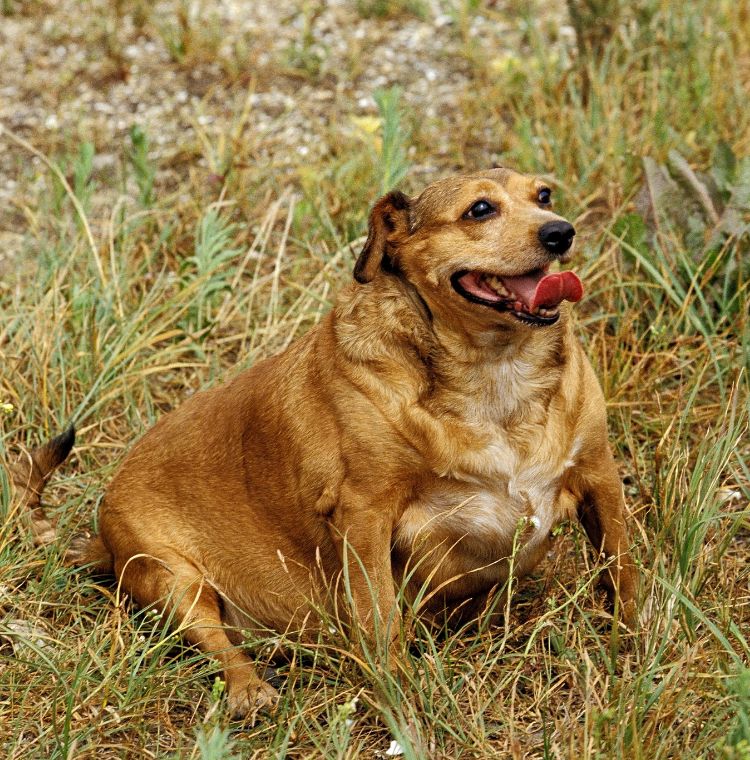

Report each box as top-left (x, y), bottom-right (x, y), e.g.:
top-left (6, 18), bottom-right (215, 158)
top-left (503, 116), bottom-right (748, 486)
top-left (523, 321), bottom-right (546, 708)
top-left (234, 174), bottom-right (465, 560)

top-left (0, 0), bottom-right (570, 263)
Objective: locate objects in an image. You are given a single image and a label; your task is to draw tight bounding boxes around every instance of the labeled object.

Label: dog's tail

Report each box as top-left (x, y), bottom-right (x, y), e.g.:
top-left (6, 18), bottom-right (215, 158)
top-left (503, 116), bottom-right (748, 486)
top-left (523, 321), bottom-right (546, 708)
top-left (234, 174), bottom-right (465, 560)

top-left (10, 426), bottom-right (76, 545)
top-left (9, 426), bottom-right (113, 572)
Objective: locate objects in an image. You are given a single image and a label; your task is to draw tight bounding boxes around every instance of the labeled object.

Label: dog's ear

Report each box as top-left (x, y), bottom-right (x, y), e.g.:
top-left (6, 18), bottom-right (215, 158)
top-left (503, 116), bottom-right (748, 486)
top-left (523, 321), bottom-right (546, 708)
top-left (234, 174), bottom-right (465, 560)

top-left (354, 191), bottom-right (411, 284)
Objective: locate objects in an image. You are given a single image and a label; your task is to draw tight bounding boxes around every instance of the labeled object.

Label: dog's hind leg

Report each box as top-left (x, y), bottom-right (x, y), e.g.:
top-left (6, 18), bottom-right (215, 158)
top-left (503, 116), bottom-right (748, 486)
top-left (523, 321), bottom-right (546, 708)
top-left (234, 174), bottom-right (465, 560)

top-left (115, 549), bottom-right (279, 720)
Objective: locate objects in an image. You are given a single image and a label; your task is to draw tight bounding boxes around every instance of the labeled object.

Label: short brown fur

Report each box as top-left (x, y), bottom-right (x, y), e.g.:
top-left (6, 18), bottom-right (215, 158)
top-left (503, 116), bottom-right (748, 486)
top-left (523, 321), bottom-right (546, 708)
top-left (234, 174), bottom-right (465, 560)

top-left (18, 168), bottom-right (637, 718)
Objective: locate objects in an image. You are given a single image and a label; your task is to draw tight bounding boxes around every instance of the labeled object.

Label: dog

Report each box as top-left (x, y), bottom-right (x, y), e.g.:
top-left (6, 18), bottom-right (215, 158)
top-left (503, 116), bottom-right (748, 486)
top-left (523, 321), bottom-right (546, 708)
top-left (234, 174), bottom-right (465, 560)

top-left (13, 168), bottom-right (637, 719)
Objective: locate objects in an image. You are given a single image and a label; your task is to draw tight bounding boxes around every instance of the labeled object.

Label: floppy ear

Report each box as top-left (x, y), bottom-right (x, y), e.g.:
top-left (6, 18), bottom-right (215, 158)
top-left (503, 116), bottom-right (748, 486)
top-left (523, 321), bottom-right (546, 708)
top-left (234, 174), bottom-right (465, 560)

top-left (353, 191), bottom-right (411, 284)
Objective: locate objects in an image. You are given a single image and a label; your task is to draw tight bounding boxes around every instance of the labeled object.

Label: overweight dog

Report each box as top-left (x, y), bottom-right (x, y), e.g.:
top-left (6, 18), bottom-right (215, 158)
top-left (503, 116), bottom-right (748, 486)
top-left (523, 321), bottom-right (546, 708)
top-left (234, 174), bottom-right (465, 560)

top-left (14, 168), bottom-right (637, 719)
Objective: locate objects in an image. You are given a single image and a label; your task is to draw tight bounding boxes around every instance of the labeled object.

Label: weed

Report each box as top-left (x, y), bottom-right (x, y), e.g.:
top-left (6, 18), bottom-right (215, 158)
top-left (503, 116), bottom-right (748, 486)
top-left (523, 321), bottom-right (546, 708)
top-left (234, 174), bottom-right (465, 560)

top-left (194, 724), bottom-right (239, 760)
top-left (155, 0), bottom-right (223, 66)
top-left (373, 86), bottom-right (410, 195)
top-left (295, 85), bottom-right (412, 243)
top-left (127, 125), bottom-right (156, 209)
top-left (179, 207), bottom-right (240, 335)
top-left (355, 0), bottom-right (427, 20)
top-left (282, 3), bottom-right (328, 82)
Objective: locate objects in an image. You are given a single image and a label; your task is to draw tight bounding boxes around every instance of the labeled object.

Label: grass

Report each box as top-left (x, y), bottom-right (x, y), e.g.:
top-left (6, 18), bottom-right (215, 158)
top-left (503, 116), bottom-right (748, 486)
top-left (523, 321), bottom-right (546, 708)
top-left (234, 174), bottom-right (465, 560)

top-left (1, 0), bottom-right (749, 757)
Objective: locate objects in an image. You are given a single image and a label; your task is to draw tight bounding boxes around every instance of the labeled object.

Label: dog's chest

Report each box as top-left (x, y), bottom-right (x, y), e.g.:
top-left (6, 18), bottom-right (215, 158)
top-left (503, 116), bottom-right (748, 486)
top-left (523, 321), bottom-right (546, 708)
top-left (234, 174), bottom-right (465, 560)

top-left (395, 426), bottom-right (580, 555)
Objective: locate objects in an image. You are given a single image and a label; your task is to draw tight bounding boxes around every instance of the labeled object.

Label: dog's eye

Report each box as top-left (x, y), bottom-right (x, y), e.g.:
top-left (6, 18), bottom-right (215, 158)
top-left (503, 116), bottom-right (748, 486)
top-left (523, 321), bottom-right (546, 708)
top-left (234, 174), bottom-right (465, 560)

top-left (537, 187), bottom-right (552, 206)
top-left (464, 200), bottom-right (496, 219)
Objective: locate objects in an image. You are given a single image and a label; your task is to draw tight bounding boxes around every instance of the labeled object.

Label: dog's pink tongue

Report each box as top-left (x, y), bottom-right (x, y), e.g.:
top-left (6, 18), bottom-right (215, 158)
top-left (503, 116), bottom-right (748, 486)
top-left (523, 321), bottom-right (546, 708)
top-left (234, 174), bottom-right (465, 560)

top-left (501, 270), bottom-right (584, 310)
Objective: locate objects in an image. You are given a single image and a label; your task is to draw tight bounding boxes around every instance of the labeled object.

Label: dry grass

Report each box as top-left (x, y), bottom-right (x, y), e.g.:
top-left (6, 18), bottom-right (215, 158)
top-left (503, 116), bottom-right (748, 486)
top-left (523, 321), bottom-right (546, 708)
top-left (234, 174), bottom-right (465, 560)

top-left (1, 0), bottom-right (749, 757)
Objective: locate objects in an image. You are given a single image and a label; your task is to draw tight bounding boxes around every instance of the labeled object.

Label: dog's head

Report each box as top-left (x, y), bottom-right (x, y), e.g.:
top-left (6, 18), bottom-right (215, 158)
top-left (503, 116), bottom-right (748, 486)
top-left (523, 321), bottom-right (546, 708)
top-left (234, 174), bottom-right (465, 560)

top-left (354, 168), bottom-right (582, 329)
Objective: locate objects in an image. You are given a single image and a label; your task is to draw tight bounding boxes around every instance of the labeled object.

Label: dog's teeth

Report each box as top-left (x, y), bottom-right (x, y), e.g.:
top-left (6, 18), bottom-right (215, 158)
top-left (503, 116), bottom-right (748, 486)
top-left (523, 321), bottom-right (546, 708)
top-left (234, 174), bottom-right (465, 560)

top-left (486, 275), bottom-right (510, 298)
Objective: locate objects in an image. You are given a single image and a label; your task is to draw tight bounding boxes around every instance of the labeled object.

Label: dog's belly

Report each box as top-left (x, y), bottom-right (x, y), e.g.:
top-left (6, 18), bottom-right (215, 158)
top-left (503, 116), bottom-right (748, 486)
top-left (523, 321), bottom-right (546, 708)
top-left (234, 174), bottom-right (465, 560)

top-left (393, 474), bottom-right (568, 605)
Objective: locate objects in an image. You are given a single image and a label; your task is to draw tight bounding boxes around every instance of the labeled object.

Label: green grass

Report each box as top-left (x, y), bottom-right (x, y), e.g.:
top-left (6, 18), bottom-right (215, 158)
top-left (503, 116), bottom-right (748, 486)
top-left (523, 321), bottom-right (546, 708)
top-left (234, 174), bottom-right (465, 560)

top-left (1, 0), bottom-right (749, 757)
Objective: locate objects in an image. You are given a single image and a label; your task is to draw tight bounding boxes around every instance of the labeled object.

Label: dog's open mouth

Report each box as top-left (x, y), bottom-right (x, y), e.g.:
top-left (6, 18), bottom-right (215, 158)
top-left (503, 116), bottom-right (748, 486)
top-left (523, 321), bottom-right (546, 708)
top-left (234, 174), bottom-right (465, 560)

top-left (451, 267), bottom-right (584, 325)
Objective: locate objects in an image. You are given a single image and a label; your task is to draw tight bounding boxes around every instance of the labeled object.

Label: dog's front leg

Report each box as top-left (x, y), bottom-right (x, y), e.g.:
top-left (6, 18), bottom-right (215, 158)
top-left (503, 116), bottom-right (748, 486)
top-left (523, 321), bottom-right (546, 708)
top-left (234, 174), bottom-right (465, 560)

top-left (329, 491), bottom-right (400, 662)
top-left (571, 446), bottom-right (639, 627)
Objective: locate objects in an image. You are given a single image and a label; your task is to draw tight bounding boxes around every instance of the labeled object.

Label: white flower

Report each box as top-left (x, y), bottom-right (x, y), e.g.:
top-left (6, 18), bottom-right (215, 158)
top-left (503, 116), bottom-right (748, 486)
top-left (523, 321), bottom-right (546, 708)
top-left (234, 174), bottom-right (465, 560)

top-left (385, 740), bottom-right (404, 756)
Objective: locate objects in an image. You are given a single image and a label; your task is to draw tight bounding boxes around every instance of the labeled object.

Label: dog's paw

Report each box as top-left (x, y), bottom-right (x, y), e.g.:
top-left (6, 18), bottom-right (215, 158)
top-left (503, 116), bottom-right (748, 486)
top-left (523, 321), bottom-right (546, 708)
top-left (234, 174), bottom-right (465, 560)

top-left (29, 508), bottom-right (57, 546)
top-left (65, 531), bottom-right (92, 564)
top-left (227, 679), bottom-right (280, 722)
top-left (63, 532), bottom-right (114, 572)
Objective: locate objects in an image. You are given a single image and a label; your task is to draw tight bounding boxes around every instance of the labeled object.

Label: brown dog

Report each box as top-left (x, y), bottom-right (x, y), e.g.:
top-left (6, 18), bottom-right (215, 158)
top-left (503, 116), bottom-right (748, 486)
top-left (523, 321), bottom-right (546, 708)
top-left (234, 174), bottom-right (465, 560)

top-left (15, 168), bottom-right (637, 719)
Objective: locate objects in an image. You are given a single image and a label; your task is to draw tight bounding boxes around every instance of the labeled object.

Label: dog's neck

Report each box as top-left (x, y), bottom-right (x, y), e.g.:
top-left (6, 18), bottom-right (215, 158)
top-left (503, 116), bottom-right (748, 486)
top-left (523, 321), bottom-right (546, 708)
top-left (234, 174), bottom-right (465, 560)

top-left (335, 276), bottom-right (569, 424)
top-left (428, 316), bottom-right (569, 423)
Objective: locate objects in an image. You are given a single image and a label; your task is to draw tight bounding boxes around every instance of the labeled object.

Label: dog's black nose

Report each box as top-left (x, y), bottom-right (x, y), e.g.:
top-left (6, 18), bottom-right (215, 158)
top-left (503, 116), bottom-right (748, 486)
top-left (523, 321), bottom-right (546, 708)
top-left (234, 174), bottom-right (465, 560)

top-left (538, 220), bottom-right (575, 256)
